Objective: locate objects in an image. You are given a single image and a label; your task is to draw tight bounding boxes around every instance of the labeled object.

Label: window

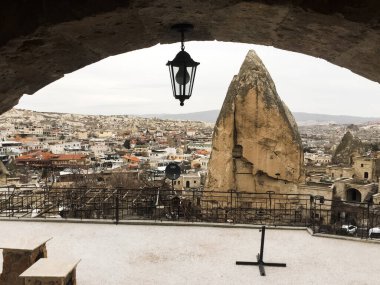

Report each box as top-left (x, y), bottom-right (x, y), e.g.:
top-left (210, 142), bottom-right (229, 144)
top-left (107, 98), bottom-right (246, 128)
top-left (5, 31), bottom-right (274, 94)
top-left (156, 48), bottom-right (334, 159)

top-left (194, 180), bottom-right (197, 184)
top-left (361, 164), bottom-right (364, 167)
top-left (364, 172), bottom-right (369, 179)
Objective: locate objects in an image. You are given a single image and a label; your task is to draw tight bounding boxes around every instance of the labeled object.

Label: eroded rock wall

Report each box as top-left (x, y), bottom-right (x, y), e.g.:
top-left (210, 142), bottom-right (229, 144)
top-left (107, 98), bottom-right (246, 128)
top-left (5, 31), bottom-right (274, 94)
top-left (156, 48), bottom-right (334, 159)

top-left (1, 0), bottom-right (380, 114)
top-left (207, 50), bottom-right (304, 194)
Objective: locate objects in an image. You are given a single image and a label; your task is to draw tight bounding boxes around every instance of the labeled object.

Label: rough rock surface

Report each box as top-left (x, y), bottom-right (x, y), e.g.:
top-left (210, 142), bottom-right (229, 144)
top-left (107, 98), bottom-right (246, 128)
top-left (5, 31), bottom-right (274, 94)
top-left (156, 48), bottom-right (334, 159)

top-left (0, 161), bottom-right (9, 184)
top-left (0, 0), bottom-right (380, 114)
top-left (207, 50), bottom-right (304, 194)
top-left (332, 131), bottom-right (363, 165)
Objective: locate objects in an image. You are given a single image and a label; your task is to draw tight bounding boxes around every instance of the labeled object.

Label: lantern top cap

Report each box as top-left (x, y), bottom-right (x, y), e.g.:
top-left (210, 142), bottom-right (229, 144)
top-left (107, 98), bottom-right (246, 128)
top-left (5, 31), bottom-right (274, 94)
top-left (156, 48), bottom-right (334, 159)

top-left (171, 23), bottom-right (194, 33)
top-left (166, 50), bottom-right (199, 67)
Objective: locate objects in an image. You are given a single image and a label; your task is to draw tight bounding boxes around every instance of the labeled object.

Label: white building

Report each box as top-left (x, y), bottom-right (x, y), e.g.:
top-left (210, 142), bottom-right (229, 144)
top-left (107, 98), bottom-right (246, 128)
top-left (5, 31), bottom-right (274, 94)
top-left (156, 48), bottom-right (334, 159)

top-left (187, 142), bottom-right (212, 152)
top-left (173, 172), bottom-right (201, 190)
top-left (304, 152), bottom-right (332, 165)
top-left (0, 141), bottom-right (23, 155)
top-left (149, 148), bottom-right (176, 161)
top-left (49, 142), bottom-right (82, 154)
top-left (90, 140), bottom-right (110, 158)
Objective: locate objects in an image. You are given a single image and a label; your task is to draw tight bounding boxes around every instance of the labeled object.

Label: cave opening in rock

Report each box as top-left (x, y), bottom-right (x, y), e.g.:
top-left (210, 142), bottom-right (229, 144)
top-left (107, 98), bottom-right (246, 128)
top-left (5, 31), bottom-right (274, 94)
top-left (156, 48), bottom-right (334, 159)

top-left (346, 188), bottom-right (362, 202)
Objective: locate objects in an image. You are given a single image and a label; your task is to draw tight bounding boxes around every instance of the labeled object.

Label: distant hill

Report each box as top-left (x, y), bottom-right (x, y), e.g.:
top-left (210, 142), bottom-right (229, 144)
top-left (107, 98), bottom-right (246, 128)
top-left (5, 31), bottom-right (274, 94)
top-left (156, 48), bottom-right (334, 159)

top-left (9, 108), bottom-right (379, 125)
top-left (293, 112), bottom-right (380, 125)
top-left (142, 110), bottom-right (220, 123)
top-left (142, 110), bottom-right (380, 125)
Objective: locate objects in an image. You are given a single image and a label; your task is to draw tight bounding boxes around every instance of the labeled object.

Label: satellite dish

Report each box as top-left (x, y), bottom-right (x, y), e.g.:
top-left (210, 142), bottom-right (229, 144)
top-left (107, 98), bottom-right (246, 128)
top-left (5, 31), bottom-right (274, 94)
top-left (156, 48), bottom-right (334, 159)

top-left (165, 163), bottom-right (181, 180)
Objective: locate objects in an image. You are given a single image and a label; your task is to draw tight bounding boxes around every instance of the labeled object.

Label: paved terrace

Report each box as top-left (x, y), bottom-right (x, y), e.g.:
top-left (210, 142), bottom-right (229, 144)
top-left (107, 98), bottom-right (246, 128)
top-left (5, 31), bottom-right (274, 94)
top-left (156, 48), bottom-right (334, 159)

top-left (0, 220), bottom-right (378, 285)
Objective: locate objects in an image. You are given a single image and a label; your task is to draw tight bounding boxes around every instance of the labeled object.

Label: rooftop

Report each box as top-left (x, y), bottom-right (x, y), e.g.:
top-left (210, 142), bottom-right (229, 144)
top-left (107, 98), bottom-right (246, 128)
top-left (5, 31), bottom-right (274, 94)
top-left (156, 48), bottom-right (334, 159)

top-left (0, 220), bottom-right (378, 284)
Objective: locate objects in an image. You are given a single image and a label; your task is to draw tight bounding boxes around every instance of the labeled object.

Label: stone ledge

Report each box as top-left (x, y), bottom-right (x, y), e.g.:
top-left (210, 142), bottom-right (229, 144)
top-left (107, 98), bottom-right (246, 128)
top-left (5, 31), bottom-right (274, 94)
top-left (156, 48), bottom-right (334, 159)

top-left (1, 217), bottom-right (379, 244)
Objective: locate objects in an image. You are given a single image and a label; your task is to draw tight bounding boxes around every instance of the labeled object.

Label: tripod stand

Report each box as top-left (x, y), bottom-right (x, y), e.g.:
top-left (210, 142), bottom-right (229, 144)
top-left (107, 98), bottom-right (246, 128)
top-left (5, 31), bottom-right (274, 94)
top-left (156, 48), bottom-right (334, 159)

top-left (236, 226), bottom-right (286, 276)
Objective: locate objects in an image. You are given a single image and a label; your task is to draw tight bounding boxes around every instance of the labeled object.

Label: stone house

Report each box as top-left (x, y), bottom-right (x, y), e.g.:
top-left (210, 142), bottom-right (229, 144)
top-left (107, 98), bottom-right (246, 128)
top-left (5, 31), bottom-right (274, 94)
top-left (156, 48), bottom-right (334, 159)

top-left (334, 179), bottom-right (378, 203)
top-left (173, 173), bottom-right (201, 190)
top-left (326, 156), bottom-right (380, 182)
top-left (352, 156), bottom-right (380, 181)
top-left (326, 166), bottom-right (354, 180)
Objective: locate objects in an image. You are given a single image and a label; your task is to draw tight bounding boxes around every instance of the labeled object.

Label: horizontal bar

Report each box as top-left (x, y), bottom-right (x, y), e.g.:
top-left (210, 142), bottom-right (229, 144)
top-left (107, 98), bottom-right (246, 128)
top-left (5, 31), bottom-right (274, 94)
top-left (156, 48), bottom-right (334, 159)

top-left (236, 261), bottom-right (260, 266)
top-left (236, 261), bottom-right (286, 267)
top-left (262, 262), bottom-right (287, 267)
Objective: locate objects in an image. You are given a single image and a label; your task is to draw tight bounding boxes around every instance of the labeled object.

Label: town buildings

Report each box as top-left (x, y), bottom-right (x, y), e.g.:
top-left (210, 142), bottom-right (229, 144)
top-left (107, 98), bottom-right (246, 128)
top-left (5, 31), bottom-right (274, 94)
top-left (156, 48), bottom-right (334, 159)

top-left (0, 109), bottom-right (379, 238)
top-left (0, 109), bottom-right (213, 189)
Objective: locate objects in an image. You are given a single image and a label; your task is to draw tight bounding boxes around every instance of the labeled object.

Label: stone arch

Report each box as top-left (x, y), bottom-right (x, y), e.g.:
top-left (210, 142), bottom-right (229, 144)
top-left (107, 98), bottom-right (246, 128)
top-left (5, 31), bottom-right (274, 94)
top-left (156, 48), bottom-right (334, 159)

top-left (346, 188), bottom-right (362, 202)
top-left (1, 1), bottom-right (380, 114)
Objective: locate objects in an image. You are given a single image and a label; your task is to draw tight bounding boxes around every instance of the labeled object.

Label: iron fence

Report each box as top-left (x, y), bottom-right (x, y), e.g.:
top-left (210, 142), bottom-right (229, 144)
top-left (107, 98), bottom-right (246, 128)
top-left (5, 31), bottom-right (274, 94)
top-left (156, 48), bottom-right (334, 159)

top-left (311, 196), bottom-right (380, 239)
top-left (1, 186), bottom-right (379, 239)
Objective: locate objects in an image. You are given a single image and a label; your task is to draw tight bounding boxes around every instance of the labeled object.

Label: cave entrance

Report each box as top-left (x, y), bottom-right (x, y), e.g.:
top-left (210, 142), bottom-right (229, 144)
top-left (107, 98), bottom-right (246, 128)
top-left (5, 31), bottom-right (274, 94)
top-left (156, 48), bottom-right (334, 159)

top-left (346, 188), bottom-right (361, 202)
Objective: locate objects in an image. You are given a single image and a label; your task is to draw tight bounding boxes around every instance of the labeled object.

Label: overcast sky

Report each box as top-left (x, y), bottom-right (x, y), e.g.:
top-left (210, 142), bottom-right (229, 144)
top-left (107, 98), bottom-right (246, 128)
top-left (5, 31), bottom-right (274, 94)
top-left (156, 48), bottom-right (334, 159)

top-left (16, 41), bottom-right (380, 117)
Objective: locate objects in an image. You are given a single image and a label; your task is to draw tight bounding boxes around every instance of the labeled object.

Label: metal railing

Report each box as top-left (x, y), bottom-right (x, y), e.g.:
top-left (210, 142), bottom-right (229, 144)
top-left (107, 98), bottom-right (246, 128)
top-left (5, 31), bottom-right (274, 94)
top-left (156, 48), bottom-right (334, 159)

top-left (311, 196), bottom-right (380, 239)
top-left (1, 186), bottom-right (379, 239)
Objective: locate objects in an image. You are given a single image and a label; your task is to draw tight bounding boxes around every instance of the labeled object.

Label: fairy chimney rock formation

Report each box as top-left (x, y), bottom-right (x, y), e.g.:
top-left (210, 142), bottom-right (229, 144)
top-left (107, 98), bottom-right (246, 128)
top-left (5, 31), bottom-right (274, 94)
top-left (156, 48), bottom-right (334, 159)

top-left (207, 50), bottom-right (304, 194)
top-left (332, 131), bottom-right (363, 165)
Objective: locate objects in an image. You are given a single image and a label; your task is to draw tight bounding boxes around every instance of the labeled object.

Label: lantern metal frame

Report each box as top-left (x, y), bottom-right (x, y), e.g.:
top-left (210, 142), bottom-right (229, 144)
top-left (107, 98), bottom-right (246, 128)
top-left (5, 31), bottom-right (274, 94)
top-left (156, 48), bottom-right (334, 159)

top-left (167, 23), bottom-right (200, 106)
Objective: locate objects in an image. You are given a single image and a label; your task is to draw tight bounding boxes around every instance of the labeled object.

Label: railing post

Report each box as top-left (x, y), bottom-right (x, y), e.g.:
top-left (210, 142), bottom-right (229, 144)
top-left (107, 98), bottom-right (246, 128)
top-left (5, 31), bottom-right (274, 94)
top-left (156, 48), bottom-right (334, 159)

top-left (115, 189), bottom-right (119, 225)
top-left (367, 201), bottom-right (370, 239)
top-left (310, 195), bottom-right (316, 233)
top-left (8, 186), bottom-right (11, 218)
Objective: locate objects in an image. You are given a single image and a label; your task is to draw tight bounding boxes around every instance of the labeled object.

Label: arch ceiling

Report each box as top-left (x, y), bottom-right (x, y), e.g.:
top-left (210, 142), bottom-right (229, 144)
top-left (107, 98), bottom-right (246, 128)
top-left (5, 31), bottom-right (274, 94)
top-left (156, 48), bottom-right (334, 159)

top-left (1, 0), bottom-right (379, 114)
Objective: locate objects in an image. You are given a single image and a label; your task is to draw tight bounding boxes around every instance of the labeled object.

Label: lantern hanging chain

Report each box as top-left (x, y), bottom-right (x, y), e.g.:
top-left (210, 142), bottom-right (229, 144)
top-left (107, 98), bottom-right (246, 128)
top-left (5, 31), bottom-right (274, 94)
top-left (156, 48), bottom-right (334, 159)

top-left (181, 30), bottom-right (185, 51)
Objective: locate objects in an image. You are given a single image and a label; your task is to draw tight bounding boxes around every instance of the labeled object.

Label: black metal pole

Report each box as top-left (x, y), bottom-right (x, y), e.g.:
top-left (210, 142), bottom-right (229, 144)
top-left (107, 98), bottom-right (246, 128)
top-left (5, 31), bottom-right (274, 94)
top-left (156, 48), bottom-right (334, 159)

top-left (236, 226), bottom-right (286, 276)
top-left (259, 226), bottom-right (265, 262)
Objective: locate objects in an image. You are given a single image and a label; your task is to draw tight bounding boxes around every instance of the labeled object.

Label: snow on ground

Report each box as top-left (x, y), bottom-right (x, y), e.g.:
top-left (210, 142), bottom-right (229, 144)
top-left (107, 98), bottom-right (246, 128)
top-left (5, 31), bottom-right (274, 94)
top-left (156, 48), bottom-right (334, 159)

top-left (0, 220), bottom-right (379, 285)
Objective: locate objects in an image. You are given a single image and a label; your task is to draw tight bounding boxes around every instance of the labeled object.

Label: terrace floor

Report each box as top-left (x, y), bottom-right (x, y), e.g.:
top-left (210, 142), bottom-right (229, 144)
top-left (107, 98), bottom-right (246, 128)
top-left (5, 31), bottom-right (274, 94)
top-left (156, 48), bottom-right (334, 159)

top-left (0, 220), bottom-right (378, 284)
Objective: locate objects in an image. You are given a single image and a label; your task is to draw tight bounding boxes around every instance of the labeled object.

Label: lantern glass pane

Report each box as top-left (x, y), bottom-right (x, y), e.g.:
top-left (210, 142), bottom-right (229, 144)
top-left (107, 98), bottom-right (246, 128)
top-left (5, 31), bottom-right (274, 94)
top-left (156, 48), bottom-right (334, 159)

top-left (168, 66), bottom-right (176, 97)
top-left (172, 65), bottom-right (193, 97)
top-left (188, 66), bottom-right (197, 96)
top-left (172, 66), bottom-right (180, 95)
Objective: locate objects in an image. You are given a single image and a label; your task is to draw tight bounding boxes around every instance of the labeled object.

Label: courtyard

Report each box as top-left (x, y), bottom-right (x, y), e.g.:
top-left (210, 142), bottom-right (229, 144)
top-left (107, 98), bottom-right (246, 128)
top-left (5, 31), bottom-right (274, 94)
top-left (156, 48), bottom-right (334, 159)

top-left (0, 220), bottom-right (378, 284)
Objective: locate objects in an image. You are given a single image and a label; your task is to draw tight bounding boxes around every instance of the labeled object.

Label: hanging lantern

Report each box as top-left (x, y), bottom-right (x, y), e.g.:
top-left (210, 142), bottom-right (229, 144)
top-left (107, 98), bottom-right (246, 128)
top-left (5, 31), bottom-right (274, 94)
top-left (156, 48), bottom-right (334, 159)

top-left (167, 23), bottom-right (200, 106)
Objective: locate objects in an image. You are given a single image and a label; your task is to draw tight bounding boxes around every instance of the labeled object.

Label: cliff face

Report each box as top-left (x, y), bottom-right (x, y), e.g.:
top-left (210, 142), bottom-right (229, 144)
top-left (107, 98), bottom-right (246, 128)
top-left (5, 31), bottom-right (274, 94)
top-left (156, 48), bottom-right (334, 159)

top-left (207, 50), bottom-right (304, 194)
